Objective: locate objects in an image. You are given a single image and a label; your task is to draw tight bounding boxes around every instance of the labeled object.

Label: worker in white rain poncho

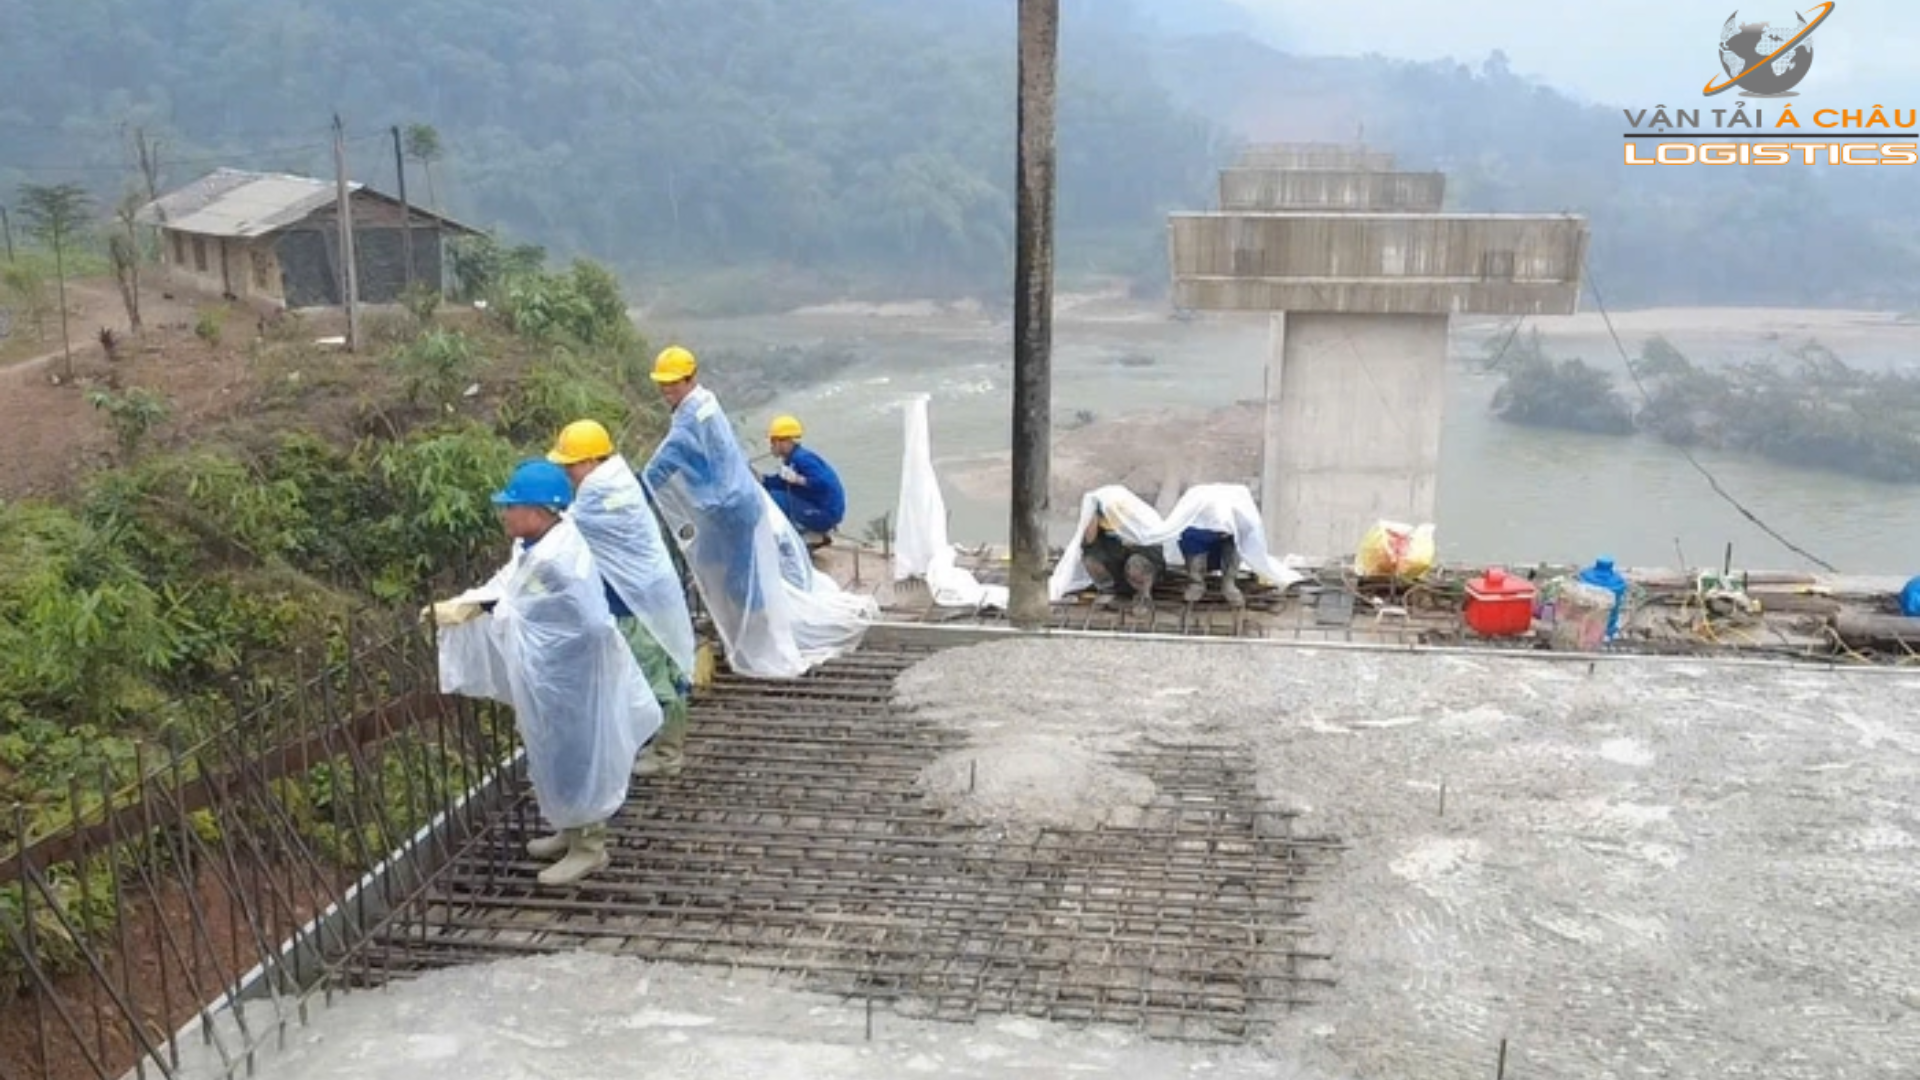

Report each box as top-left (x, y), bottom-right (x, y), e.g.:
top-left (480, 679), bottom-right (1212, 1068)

top-left (640, 345), bottom-right (876, 679)
top-left (548, 418), bottom-right (697, 779)
top-left (1048, 483), bottom-right (1305, 608)
top-left (428, 459), bottom-right (659, 888)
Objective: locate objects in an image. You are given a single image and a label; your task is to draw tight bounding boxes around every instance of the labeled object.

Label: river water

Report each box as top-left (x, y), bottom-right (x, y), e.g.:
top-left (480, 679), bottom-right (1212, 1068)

top-left (648, 304), bottom-right (1920, 575)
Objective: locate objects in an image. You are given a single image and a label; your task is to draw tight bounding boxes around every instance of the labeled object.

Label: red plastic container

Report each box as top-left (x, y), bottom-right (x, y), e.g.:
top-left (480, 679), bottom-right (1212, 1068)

top-left (1463, 567), bottom-right (1537, 638)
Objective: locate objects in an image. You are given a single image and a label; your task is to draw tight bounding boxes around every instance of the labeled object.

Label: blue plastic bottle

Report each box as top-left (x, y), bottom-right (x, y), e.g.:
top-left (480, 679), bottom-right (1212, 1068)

top-left (1577, 556), bottom-right (1629, 640)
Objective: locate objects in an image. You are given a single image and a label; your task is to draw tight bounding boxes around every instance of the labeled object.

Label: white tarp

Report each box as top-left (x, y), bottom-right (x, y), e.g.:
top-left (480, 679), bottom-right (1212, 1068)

top-left (435, 518), bottom-right (658, 830)
top-left (1047, 482), bottom-right (1306, 601)
top-left (569, 453), bottom-right (697, 679)
top-left (892, 393), bottom-right (1008, 610)
top-left (642, 385), bottom-right (875, 678)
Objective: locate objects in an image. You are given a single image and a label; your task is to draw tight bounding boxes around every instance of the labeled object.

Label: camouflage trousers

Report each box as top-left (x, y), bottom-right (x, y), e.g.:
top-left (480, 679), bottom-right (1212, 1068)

top-left (617, 617), bottom-right (691, 769)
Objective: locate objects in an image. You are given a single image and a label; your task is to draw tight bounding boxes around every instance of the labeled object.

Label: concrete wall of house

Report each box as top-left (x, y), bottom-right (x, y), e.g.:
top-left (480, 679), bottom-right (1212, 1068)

top-left (1262, 312), bottom-right (1449, 557)
top-left (158, 230), bottom-right (284, 303)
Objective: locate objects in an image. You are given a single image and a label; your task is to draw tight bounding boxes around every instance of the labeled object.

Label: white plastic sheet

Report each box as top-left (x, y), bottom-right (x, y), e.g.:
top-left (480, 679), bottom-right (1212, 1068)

top-left (642, 386), bottom-right (875, 679)
top-left (435, 519), bottom-right (658, 830)
top-left (1047, 482), bottom-right (1306, 601)
top-left (892, 393), bottom-right (1008, 610)
top-left (569, 453), bottom-right (697, 680)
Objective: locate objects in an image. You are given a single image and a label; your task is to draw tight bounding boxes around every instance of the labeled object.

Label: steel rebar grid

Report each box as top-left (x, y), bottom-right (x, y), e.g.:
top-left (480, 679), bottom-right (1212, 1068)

top-left (1, 629), bottom-right (521, 1080)
top-left (352, 643), bottom-right (1344, 1043)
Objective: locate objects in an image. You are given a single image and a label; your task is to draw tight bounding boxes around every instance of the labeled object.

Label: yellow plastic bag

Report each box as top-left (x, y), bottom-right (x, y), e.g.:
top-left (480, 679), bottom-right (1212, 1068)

top-left (1353, 521), bottom-right (1436, 579)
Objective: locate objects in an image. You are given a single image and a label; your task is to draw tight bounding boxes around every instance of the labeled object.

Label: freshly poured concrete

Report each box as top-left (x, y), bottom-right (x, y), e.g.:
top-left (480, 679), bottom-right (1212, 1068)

top-left (893, 641), bottom-right (1920, 1079)
top-left (173, 952), bottom-right (1323, 1079)
top-left (172, 641), bottom-right (1920, 1080)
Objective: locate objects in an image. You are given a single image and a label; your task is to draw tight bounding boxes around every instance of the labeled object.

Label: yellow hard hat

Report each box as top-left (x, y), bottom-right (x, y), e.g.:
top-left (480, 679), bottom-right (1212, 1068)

top-left (768, 414), bottom-right (804, 440)
top-left (547, 419), bottom-right (615, 465)
top-left (650, 345), bottom-right (698, 384)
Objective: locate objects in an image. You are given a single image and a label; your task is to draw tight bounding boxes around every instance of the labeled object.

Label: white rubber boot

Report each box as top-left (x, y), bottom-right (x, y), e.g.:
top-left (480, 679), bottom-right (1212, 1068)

top-left (1218, 539), bottom-right (1245, 608)
top-left (526, 832), bottom-right (568, 860)
top-left (537, 825), bottom-right (610, 888)
top-left (1183, 554), bottom-right (1207, 604)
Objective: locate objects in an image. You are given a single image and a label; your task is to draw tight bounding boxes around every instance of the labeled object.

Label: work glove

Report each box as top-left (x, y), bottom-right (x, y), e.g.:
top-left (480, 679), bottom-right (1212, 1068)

top-left (777, 465), bottom-right (802, 485)
top-left (421, 600), bottom-right (486, 627)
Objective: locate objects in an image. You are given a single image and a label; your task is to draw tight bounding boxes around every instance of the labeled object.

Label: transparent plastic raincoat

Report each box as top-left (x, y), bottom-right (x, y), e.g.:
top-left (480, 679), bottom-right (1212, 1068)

top-left (435, 518), bottom-right (659, 829)
top-left (893, 393), bottom-right (1007, 609)
top-left (1048, 483), bottom-right (1306, 601)
top-left (642, 386), bottom-right (876, 678)
top-left (570, 453), bottom-right (697, 680)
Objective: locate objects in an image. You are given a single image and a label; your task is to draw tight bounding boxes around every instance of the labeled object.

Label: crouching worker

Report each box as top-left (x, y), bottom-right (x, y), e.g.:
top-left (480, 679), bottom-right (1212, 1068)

top-left (1081, 503), bottom-right (1165, 616)
top-left (427, 459), bottom-right (660, 888)
top-left (1178, 528), bottom-right (1245, 607)
top-left (761, 414), bottom-right (846, 546)
top-left (548, 418), bottom-right (698, 779)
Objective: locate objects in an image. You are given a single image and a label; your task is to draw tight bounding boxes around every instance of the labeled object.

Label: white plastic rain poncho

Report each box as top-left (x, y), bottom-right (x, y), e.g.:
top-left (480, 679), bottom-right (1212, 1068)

top-left (435, 518), bottom-right (659, 830)
top-left (642, 385), bottom-right (875, 679)
top-left (570, 453), bottom-right (697, 679)
top-left (1047, 483), bottom-right (1306, 601)
top-left (893, 393), bottom-right (1007, 610)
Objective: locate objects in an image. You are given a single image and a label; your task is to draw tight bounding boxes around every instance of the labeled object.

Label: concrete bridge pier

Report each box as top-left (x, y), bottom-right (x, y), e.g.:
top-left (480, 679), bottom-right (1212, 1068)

top-left (1262, 311), bottom-right (1449, 560)
top-left (1169, 144), bottom-right (1591, 558)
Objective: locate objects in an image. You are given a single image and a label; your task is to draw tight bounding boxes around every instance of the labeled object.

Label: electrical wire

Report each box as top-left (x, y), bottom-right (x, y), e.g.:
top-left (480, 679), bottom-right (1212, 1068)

top-left (2, 130), bottom-right (393, 178)
top-left (1582, 260), bottom-right (1838, 573)
top-left (1481, 314), bottom-right (1527, 370)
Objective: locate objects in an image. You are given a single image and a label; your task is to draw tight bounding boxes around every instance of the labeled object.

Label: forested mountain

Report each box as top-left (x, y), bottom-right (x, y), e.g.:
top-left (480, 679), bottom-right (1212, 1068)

top-left (3, 0), bottom-right (1915, 310)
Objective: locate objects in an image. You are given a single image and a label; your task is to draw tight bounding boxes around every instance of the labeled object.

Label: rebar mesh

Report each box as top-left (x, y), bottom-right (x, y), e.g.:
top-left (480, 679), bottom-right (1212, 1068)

top-left (351, 645), bottom-right (1342, 1042)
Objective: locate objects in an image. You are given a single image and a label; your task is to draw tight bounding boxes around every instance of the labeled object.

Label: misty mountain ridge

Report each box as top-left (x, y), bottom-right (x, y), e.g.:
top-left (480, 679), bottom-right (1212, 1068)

top-left (1, 0), bottom-right (1914, 311)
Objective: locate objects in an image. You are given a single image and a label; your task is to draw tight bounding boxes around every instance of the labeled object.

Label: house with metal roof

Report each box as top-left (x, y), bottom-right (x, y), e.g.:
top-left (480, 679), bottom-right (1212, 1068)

top-left (135, 168), bottom-right (482, 309)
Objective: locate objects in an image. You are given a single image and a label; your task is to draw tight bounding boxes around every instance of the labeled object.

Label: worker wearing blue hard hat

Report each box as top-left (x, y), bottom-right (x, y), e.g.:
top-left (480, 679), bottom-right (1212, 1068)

top-left (426, 457), bottom-right (659, 889)
top-left (493, 457), bottom-right (574, 516)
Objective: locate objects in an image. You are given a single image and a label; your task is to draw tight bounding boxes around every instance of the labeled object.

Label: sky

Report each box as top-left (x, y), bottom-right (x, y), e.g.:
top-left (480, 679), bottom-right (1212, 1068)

top-left (1221, 0), bottom-right (1918, 107)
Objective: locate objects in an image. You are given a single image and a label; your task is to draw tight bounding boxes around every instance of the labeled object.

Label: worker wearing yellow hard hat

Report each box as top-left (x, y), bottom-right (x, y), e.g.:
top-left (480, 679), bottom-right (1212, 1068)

top-left (640, 342), bottom-right (791, 672)
top-left (547, 418), bottom-right (617, 468)
top-left (546, 416), bottom-right (699, 779)
top-left (760, 413), bottom-right (847, 542)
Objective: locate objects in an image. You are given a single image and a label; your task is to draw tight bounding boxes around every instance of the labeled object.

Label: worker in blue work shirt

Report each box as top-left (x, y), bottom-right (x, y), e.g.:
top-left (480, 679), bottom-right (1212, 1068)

top-left (1178, 528), bottom-right (1245, 608)
top-left (760, 414), bottom-right (847, 542)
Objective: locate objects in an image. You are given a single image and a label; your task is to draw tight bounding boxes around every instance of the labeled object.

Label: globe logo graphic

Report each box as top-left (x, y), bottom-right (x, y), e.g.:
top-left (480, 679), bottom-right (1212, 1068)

top-left (1703, 3), bottom-right (1835, 97)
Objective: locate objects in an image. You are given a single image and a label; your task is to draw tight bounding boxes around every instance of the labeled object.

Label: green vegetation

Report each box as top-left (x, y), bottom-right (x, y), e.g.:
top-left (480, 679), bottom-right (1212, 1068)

top-left (1486, 328), bottom-right (1634, 436)
top-left (0, 0), bottom-right (1221, 310)
top-left (1487, 332), bottom-right (1920, 484)
top-left (0, 250), bottom-right (675, 989)
top-left (0, 252), bottom-right (663, 841)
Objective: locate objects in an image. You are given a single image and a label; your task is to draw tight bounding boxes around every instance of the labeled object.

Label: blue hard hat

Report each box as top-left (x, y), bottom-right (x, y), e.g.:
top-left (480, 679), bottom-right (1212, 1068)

top-left (492, 459), bottom-right (574, 510)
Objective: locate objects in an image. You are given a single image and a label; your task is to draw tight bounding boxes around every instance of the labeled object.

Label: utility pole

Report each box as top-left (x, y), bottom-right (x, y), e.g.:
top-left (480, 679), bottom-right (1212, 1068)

top-left (333, 114), bottom-right (361, 352)
top-left (0, 206), bottom-right (12, 262)
top-left (391, 125), bottom-right (416, 288)
top-left (1009, 0), bottom-right (1060, 630)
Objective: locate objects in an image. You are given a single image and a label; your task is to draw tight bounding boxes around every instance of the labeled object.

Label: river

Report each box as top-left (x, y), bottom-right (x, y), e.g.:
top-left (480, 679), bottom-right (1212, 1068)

top-left (647, 301), bottom-right (1920, 575)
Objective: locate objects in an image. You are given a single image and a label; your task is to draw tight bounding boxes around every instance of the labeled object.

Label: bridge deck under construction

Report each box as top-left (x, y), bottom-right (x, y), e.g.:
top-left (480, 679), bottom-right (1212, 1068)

top-left (341, 642), bottom-right (1343, 1042)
